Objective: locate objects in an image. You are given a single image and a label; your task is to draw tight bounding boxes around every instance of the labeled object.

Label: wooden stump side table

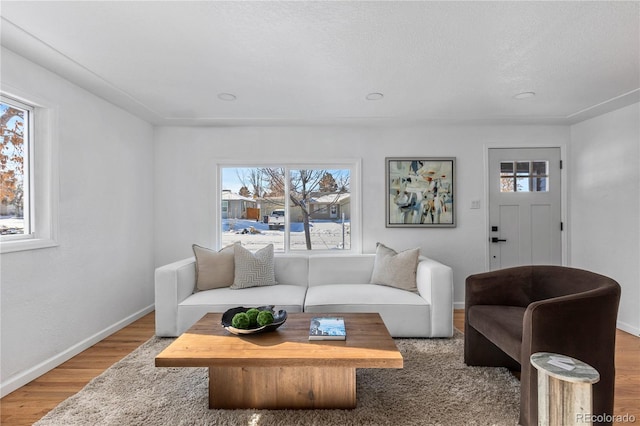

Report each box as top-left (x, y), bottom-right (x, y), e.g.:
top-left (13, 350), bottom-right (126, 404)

top-left (531, 352), bottom-right (600, 426)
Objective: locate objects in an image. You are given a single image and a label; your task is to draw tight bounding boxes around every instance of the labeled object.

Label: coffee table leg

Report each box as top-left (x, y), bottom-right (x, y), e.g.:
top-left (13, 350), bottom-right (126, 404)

top-left (209, 366), bottom-right (356, 409)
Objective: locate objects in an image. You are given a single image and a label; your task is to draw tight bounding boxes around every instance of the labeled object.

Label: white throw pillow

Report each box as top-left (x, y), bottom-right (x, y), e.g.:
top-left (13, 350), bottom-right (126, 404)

top-left (231, 244), bottom-right (277, 289)
top-left (192, 244), bottom-right (236, 291)
top-left (370, 242), bottom-right (420, 292)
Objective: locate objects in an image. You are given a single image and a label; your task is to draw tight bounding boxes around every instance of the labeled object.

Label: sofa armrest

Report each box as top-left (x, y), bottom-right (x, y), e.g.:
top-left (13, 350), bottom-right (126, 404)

top-left (155, 257), bottom-right (197, 336)
top-left (416, 257), bottom-right (454, 337)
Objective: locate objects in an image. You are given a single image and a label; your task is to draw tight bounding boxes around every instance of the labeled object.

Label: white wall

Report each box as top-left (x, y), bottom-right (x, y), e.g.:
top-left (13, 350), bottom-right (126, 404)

top-left (154, 124), bottom-right (570, 308)
top-left (0, 49), bottom-right (156, 396)
top-left (569, 102), bottom-right (640, 335)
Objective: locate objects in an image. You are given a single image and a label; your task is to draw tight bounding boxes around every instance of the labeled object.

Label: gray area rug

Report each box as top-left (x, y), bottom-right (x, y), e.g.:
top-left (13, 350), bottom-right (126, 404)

top-left (35, 331), bottom-right (519, 425)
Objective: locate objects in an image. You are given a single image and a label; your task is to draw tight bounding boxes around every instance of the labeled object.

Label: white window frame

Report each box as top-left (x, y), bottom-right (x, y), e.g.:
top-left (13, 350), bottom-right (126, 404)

top-left (0, 89), bottom-right (58, 253)
top-left (216, 159), bottom-right (362, 254)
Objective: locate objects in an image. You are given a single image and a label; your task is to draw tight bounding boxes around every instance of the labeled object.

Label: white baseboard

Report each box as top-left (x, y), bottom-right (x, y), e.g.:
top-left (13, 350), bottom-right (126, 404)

top-left (617, 320), bottom-right (640, 337)
top-left (0, 304), bottom-right (155, 398)
top-left (453, 301), bottom-right (465, 310)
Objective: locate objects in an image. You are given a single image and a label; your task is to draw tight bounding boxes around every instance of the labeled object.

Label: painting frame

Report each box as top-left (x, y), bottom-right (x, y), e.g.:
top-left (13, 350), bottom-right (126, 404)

top-left (385, 157), bottom-right (456, 228)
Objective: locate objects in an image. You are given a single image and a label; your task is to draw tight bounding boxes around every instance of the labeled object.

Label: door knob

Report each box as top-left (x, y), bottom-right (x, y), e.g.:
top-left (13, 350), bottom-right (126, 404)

top-left (491, 237), bottom-right (507, 243)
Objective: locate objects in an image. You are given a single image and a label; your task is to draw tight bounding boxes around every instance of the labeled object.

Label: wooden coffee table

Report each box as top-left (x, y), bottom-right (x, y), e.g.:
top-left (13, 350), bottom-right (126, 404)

top-left (155, 312), bottom-right (403, 409)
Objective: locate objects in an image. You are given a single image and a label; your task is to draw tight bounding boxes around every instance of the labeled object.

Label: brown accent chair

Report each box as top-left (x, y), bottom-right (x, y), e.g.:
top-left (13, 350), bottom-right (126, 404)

top-left (464, 265), bottom-right (621, 426)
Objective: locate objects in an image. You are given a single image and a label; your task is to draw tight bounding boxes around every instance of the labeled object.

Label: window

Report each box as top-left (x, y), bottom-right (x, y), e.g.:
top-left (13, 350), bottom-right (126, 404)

top-left (0, 92), bottom-right (57, 253)
top-left (219, 162), bottom-right (359, 253)
top-left (1, 96), bottom-right (31, 238)
top-left (500, 161), bottom-right (549, 192)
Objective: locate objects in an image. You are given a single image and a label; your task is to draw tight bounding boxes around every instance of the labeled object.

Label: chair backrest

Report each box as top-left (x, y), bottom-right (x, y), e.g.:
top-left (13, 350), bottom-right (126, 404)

top-left (530, 265), bottom-right (620, 302)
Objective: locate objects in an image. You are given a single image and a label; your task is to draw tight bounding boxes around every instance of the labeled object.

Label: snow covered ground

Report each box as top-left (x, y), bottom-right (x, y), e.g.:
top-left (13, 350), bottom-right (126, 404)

top-left (0, 217), bottom-right (24, 235)
top-left (222, 219), bottom-right (350, 251)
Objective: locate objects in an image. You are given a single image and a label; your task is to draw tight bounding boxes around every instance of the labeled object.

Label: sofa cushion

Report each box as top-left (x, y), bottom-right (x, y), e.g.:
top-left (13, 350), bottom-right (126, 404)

top-left (180, 284), bottom-right (306, 311)
top-left (304, 283), bottom-right (431, 337)
top-left (467, 305), bottom-right (526, 361)
top-left (192, 244), bottom-right (235, 291)
top-left (305, 283), bottom-right (428, 308)
top-left (370, 243), bottom-right (420, 292)
top-left (231, 244), bottom-right (277, 289)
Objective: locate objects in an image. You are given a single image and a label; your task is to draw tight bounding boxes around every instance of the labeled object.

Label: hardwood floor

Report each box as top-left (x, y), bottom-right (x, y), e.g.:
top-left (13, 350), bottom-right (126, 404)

top-left (1, 310), bottom-right (638, 425)
top-left (0, 313), bottom-right (155, 426)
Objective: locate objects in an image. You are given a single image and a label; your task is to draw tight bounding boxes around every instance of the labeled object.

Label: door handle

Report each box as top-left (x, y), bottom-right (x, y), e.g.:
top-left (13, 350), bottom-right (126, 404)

top-left (491, 237), bottom-right (507, 243)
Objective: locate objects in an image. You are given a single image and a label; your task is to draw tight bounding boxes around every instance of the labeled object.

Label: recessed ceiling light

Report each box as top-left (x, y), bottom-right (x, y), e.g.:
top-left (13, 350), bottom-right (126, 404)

top-left (366, 92), bottom-right (384, 101)
top-left (513, 91), bottom-right (536, 100)
top-left (218, 93), bottom-right (237, 101)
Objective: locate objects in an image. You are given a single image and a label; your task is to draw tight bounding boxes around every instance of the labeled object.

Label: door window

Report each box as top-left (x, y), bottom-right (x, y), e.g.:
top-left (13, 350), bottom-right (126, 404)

top-left (500, 161), bottom-right (549, 192)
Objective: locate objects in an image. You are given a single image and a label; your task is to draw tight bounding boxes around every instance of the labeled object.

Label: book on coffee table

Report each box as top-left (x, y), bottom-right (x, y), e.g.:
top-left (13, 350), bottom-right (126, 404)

top-left (309, 317), bottom-right (346, 340)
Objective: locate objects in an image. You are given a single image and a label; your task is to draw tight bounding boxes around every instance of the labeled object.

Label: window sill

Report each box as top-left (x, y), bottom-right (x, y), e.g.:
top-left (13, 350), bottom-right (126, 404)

top-left (0, 237), bottom-right (59, 254)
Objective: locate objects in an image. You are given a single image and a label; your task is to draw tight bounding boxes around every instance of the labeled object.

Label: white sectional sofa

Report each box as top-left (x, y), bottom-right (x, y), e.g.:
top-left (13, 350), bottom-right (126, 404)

top-left (155, 254), bottom-right (454, 338)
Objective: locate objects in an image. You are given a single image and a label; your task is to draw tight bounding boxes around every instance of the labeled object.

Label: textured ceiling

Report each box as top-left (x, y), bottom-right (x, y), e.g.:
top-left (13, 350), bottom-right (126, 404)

top-left (1, 1), bottom-right (639, 125)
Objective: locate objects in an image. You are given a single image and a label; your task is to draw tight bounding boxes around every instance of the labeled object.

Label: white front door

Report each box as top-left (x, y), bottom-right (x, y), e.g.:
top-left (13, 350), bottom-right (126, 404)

top-left (488, 148), bottom-right (562, 270)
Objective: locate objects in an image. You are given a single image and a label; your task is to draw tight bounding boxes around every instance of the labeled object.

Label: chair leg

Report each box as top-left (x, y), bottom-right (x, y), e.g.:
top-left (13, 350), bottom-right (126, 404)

top-left (520, 356), bottom-right (536, 426)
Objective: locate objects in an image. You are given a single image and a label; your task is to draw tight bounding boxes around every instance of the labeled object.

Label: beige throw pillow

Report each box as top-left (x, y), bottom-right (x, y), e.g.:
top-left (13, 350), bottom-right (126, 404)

top-left (370, 242), bottom-right (420, 292)
top-left (231, 244), bottom-right (277, 289)
top-left (192, 244), bottom-right (236, 291)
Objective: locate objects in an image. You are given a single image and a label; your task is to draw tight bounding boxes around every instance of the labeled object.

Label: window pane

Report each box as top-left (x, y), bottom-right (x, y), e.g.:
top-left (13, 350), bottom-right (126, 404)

top-left (290, 168), bottom-right (350, 251)
top-left (500, 162), bottom-right (514, 175)
top-left (533, 177), bottom-right (548, 192)
top-left (500, 177), bottom-right (515, 192)
top-left (516, 162), bottom-right (529, 176)
top-left (0, 100), bottom-right (27, 236)
top-left (532, 161), bottom-right (547, 176)
top-left (221, 167), bottom-right (285, 252)
top-left (516, 177), bottom-right (530, 192)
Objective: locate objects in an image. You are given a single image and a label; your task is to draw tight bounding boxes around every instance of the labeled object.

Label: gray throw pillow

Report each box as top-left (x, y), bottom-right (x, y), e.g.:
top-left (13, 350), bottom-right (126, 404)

top-left (231, 244), bottom-right (277, 289)
top-left (370, 242), bottom-right (420, 292)
top-left (192, 243), bottom-right (236, 291)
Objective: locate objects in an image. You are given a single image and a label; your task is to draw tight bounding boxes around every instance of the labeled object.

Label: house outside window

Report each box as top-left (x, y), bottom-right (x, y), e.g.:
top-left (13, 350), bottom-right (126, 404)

top-left (219, 163), bottom-right (359, 252)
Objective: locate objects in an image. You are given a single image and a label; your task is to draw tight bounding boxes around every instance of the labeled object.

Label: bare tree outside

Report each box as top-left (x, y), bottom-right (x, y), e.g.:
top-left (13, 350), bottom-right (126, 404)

top-left (261, 168), bottom-right (349, 249)
top-left (236, 168), bottom-right (266, 198)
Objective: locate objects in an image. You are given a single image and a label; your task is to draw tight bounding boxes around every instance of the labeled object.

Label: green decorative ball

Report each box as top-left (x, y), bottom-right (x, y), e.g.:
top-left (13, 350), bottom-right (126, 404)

top-left (231, 312), bottom-right (250, 329)
top-left (245, 308), bottom-right (260, 327)
top-left (256, 310), bottom-right (274, 327)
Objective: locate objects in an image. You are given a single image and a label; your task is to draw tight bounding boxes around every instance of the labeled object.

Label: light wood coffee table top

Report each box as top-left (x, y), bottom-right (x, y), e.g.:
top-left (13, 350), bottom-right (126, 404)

top-left (155, 312), bottom-right (403, 409)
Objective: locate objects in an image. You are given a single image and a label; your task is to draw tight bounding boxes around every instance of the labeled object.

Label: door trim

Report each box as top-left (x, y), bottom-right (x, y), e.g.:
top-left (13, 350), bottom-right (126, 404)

top-left (484, 145), bottom-right (568, 270)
